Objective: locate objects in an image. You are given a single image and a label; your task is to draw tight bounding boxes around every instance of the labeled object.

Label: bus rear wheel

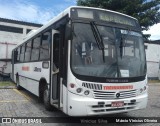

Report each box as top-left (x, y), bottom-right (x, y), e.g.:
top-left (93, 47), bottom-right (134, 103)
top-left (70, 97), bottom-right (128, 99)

top-left (43, 87), bottom-right (53, 111)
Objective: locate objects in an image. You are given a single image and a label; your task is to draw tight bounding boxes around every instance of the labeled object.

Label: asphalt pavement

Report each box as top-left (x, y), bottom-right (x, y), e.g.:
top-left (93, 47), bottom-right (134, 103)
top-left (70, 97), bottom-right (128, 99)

top-left (0, 83), bottom-right (159, 126)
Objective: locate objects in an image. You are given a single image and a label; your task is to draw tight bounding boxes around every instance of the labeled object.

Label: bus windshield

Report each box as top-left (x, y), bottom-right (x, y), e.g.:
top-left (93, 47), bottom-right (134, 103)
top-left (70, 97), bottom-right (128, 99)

top-left (71, 22), bottom-right (146, 78)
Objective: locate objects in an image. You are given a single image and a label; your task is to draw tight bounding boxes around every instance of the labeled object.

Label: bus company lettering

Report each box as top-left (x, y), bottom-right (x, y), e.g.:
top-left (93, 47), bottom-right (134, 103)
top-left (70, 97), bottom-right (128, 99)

top-left (103, 85), bottom-right (133, 90)
top-left (22, 66), bottom-right (29, 71)
top-left (34, 67), bottom-right (41, 72)
top-left (106, 79), bottom-right (128, 83)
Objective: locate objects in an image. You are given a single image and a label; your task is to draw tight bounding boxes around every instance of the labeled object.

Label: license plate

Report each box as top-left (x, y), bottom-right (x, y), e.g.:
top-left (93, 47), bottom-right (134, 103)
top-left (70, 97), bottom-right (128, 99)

top-left (111, 101), bottom-right (124, 107)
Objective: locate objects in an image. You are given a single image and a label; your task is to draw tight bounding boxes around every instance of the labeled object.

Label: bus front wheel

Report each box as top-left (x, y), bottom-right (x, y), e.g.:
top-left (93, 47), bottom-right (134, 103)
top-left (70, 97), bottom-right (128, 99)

top-left (43, 88), bottom-right (53, 111)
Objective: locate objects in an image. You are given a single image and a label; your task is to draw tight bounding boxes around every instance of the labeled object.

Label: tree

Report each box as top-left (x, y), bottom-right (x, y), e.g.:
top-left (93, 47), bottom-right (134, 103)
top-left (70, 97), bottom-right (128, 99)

top-left (77, 0), bottom-right (160, 31)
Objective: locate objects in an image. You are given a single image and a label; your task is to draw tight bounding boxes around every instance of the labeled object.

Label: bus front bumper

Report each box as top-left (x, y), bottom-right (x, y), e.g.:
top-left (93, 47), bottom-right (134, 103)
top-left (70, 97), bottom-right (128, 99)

top-left (67, 91), bottom-right (148, 116)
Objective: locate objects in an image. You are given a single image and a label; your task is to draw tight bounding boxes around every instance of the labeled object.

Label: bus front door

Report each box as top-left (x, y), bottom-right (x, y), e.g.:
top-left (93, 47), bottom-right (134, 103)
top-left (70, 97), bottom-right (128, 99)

top-left (51, 30), bottom-right (60, 106)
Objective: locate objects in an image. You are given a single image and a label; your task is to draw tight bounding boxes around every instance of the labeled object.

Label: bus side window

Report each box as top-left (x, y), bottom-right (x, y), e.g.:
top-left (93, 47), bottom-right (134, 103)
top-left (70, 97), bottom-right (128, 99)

top-left (14, 49), bottom-right (18, 63)
top-left (25, 41), bottom-right (32, 62)
top-left (17, 47), bottom-right (20, 63)
top-left (31, 36), bottom-right (41, 61)
top-left (20, 44), bottom-right (25, 62)
top-left (53, 33), bottom-right (60, 68)
top-left (40, 31), bottom-right (50, 60)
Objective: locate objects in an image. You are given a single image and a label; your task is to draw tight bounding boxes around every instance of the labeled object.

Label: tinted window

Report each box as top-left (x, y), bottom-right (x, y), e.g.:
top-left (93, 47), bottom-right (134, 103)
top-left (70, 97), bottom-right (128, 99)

top-left (31, 36), bottom-right (41, 61)
top-left (25, 41), bottom-right (32, 62)
top-left (20, 44), bottom-right (25, 62)
top-left (17, 47), bottom-right (20, 62)
top-left (21, 44), bottom-right (25, 53)
top-left (71, 23), bottom-right (146, 78)
top-left (53, 33), bottom-right (60, 68)
top-left (40, 32), bottom-right (50, 60)
top-left (26, 29), bottom-right (32, 34)
top-left (0, 25), bottom-right (23, 34)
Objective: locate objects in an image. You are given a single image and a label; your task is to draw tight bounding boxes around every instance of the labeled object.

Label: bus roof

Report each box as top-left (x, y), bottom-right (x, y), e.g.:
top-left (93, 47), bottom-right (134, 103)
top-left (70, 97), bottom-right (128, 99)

top-left (73, 6), bottom-right (137, 20)
top-left (15, 6), bottom-right (138, 48)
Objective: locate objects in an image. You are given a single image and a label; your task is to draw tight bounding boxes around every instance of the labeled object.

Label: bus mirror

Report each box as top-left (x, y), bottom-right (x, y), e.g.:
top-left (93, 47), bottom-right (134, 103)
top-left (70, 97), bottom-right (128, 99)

top-left (65, 24), bottom-right (72, 40)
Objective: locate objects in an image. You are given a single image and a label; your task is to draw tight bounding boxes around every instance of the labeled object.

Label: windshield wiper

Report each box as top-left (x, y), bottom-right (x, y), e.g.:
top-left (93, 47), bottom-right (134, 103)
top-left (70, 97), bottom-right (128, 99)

top-left (90, 21), bottom-right (105, 62)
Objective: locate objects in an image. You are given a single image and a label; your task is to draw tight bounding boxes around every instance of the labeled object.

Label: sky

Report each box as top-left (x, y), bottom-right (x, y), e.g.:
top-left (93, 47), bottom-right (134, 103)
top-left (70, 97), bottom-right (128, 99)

top-left (0, 0), bottom-right (159, 40)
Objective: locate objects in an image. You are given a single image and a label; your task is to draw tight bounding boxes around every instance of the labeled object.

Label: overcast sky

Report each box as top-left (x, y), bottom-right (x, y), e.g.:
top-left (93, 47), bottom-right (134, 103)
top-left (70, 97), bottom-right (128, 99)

top-left (0, 0), bottom-right (159, 40)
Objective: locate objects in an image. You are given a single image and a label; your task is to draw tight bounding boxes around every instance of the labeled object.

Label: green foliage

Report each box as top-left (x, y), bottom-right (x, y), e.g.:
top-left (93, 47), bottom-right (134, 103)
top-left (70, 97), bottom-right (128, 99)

top-left (0, 81), bottom-right (15, 86)
top-left (77, 0), bottom-right (160, 30)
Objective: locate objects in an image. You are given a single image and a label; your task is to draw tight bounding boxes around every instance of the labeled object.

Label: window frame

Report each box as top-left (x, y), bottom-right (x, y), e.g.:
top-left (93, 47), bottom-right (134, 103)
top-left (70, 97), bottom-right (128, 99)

top-left (39, 31), bottom-right (51, 60)
top-left (13, 30), bottom-right (52, 64)
top-left (24, 40), bottom-right (32, 62)
top-left (19, 44), bottom-right (25, 62)
top-left (30, 35), bottom-right (41, 61)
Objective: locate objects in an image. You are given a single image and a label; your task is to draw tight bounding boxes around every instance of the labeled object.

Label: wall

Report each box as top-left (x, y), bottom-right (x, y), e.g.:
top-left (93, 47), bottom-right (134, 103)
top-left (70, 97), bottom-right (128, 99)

top-left (0, 20), bottom-right (41, 74)
top-left (145, 42), bottom-right (160, 79)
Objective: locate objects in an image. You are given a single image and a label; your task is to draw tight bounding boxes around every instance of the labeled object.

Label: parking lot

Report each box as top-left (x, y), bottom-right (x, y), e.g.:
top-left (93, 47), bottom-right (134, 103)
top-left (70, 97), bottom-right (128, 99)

top-left (0, 83), bottom-right (160, 126)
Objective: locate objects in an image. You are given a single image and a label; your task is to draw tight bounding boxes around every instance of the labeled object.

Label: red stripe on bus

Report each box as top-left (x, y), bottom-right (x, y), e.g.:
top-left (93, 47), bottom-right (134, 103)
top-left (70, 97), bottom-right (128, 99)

top-left (22, 66), bottom-right (30, 71)
top-left (103, 85), bottom-right (133, 90)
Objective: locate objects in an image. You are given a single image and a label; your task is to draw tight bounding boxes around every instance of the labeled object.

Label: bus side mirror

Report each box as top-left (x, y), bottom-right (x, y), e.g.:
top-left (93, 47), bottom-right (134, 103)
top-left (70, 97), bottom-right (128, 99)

top-left (65, 24), bottom-right (72, 40)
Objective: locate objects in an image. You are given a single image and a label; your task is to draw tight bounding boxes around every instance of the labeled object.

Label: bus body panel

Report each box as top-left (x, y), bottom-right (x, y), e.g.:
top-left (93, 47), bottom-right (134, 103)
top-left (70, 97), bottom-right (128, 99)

top-left (62, 85), bottom-right (68, 113)
top-left (14, 61), bottom-right (50, 96)
top-left (67, 90), bottom-right (147, 116)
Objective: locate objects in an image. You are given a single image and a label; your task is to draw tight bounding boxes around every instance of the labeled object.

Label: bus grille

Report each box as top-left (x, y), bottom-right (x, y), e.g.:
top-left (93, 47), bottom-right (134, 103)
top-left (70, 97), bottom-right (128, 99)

top-left (91, 102), bottom-right (137, 113)
top-left (82, 83), bottom-right (102, 90)
top-left (93, 90), bottom-right (137, 99)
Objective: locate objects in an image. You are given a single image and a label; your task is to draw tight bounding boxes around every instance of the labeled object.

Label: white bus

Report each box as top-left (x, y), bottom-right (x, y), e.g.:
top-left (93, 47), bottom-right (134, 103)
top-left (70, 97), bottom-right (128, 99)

top-left (12, 6), bottom-right (148, 116)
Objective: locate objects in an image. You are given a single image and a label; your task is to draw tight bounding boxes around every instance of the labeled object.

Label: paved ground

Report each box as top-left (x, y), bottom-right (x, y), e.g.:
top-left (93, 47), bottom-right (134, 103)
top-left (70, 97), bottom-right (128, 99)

top-left (0, 83), bottom-right (159, 126)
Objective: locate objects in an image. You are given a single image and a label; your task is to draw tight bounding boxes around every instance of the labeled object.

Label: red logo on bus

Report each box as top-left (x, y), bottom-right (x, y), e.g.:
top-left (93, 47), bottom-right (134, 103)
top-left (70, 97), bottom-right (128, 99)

top-left (22, 66), bottom-right (29, 71)
top-left (104, 85), bottom-right (133, 90)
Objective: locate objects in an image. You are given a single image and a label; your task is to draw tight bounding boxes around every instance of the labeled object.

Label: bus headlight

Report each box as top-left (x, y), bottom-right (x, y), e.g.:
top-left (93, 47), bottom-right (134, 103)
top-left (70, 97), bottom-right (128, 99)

top-left (84, 90), bottom-right (90, 95)
top-left (76, 88), bottom-right (82, 93)
top-left (70, 83), bottom-right (75, 88)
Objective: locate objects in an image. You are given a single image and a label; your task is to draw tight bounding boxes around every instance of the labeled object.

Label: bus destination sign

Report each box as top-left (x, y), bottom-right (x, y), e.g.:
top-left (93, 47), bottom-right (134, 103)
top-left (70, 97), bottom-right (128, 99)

top-left (99, 12), bottom-right (137, 27)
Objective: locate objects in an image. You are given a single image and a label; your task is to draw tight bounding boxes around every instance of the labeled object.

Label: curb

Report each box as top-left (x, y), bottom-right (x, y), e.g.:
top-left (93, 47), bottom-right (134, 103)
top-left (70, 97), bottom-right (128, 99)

top-left (148, 83), bottom-right (160, 86)
top-left (0, 86), bottom-right (16, 89)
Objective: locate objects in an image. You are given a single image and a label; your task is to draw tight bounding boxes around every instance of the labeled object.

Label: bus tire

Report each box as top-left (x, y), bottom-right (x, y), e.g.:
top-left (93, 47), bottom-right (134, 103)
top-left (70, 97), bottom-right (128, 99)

top-left (16, 75), bottom-right (21, 90)
top-left (43, 87), bottom-right (53, 111)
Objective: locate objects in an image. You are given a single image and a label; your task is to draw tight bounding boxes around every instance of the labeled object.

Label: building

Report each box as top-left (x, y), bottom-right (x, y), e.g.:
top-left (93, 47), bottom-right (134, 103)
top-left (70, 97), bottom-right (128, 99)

top-left (145, 40), bottom-right (160, 80)
top-left (0, 18), bottom-right (42, 80)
